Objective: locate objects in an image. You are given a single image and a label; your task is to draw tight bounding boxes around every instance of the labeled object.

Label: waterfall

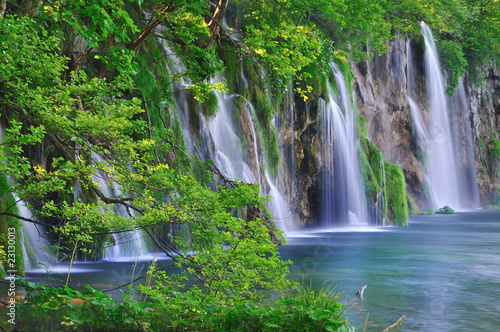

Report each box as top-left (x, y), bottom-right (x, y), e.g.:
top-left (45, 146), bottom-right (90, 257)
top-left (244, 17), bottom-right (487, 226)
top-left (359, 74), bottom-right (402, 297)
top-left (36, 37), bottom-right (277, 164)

top-left (420, 23), bottom-right (480, 210)
top-left (320, 64), bottom-right (367, 226)
top-left (406, 39), bottom-right (430, 153)
top-left (266, 175), bottom-right (290, 232)
top-left (15, 196), bottom-right (47, 270)
top-left (162, 43), bottom-right (197, 155)
top-left (205, 75), bottom-right (291, 231)
top-left (450, 79), bottom-right (481, 208)
top-left (209, 90), bottom-right (256, 183)
top-left (90, 154), bottom-right (149, 261)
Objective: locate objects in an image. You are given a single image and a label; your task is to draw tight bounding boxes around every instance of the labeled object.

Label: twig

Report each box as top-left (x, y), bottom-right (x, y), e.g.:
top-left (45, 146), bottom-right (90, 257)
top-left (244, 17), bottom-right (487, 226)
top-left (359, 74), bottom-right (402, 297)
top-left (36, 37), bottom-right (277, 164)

top-left (382, 315), bottom-right (406, 332)
top-left (362, 312), bottom-right (369, 332)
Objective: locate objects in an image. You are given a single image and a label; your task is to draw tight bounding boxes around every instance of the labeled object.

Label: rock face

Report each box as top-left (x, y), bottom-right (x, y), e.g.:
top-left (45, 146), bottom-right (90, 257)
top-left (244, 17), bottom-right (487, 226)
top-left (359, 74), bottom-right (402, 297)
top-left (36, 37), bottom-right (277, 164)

top-left (353, 37), bottom-right (428, 209)
top-left (276, 96), bottom-right (322, 227)
top-left (353, 36), bottom-right (499, 210)
top-left (468, 65), bottom-right (500, 205)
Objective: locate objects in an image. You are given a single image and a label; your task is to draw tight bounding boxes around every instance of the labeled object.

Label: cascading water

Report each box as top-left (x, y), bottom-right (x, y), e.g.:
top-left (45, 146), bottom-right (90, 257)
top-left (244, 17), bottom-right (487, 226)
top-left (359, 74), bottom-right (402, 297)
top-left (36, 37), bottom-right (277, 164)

top-left (320, 64), bottom-right (367, 226)
top-left (206, 75), bottom-right (291, 231)
top-left (266, 175), bottom-right (290, 232)
top-left (450, 79), bottom-right (481, 208)
top-left (406, 39), bottom-right (430, 154)
top-left (90, 154), bottom-right (149, 260)
top-left (420, 23), bottom-right (480, 210)
top-left (209, 89), bottom-right (256, 183)
top-left (15, 196), bottom-right (47, 270)
top-left (162, 43), bottom-right (197, 155)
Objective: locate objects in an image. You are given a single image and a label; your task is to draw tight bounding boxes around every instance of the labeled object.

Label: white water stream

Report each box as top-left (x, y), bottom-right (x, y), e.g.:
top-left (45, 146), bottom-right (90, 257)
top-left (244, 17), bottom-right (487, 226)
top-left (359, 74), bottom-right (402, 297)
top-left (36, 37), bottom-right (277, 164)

top-left (419, 23), bottom-right (480, 210)
top-left (320, 64), bottom-right (368, 225)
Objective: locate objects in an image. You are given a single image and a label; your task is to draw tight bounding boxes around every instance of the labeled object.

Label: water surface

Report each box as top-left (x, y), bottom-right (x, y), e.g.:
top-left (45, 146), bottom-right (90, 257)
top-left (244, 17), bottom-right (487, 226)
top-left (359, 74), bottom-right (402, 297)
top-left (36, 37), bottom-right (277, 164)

top-left (279, 210), bottom-right (500, 331)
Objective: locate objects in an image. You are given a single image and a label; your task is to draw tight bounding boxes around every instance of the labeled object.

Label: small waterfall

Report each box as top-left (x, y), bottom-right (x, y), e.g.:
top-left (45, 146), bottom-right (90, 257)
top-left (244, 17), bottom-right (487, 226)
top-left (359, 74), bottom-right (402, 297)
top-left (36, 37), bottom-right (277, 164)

top-left (162, 43), bottom-right (197, 155)
top-left (16, 197), bottom-right (47, 270)
top-left (420, 23), bottom-right (479, 210)
top-left (204, 75), bottom-right (290, 231)
top-left (320, 64), bottom-right (367, 226)
top-left (91, 154), bottom-right (148, 260)
top-left (209, 90), bottom-right (256, 183)
top-left (266, 175), bottom-right (290, 232)
top-left (406, 39), bottom-right (430, 152)
top-left (450, 79), bottom-right (481, 208)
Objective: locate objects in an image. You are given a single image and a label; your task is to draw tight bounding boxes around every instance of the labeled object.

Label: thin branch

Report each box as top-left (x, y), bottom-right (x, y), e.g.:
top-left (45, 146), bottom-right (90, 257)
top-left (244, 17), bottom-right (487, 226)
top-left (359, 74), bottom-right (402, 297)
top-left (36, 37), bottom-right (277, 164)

top-left (0, 212), bottom-right (53, 228)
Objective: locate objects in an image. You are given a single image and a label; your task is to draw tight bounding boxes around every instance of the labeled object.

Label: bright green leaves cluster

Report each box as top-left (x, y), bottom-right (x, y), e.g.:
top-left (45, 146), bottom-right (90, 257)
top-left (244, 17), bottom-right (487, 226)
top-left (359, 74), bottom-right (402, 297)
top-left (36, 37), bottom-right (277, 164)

top-left (40, 0), bottom-right (140, 46)
top-left (245, 23), bottom-right (321, 77)
top-left (139, 189), bottom-right (293, 329)
top-left (0, 16), bottom-right (67, 90)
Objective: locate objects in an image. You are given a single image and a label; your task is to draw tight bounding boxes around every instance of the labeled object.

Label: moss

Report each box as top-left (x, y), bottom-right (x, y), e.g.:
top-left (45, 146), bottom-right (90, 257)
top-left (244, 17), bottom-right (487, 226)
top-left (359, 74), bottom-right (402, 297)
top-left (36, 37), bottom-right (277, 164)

top-left (202, 90), bottom-right (218, 118)
top-left (490, 137), bottom-right (500, 160)
top-left (360, 135), bottom-right (383, 202)
top-left (384, 162), bottom-right (409, 226)
top-left (357, 115), bottom-right (368, 136)
top-left (407, 195), bottom-right (421, 215)
top-left (218, 42), bottom-right (239, 93)
top-left (241, 56), bottom-right (280, 175)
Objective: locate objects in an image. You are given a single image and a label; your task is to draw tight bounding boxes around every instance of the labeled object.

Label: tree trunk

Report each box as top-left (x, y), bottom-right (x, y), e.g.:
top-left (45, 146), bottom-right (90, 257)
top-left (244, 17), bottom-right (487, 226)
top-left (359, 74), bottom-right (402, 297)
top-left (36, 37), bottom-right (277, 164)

top-left (206, 0), bottom-right (229, 49)
top-left (0, 0), bottom-right (7, 20)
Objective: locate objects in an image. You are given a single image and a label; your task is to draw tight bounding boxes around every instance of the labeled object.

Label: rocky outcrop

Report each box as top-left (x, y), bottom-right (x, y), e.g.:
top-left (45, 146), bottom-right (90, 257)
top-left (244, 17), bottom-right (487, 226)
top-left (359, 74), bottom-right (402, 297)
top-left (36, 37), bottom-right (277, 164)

top-left (353, 37), bottom-right (428, 209)
top-left (468, 65), bottom-right (500, 205)
top-left (276, 96), bottom-right (322, 227)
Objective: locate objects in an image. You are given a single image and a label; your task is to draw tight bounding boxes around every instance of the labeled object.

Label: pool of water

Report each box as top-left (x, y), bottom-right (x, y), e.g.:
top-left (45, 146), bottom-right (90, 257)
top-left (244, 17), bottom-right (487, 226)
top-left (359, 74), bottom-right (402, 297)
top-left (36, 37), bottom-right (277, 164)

top-left (279, 210), bottom-right (500, 331)
top-left (2, 210), bottom-right (499, 331)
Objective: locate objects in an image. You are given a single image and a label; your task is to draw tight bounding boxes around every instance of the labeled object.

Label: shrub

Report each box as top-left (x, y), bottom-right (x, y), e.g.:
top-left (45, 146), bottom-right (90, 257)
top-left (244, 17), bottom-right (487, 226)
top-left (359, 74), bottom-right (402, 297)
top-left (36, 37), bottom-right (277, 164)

top-left (212, 284), bottom-right (355, 332)
top-left (435, 205), bottom-right (455, 214)
top-left (490, 138), bottom-right (500, 160)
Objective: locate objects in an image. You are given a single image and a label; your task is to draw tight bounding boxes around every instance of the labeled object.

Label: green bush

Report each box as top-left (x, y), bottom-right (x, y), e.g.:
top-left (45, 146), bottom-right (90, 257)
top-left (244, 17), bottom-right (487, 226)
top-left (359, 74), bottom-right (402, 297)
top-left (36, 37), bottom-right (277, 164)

top-left (435, 205), bottom-right (455, 214)
top-left (490, 138), bottom-right (500, 160)
top-left (16, 280), bottom-right (146, 332)
top-left (213, 285), bottom-right (354, 332)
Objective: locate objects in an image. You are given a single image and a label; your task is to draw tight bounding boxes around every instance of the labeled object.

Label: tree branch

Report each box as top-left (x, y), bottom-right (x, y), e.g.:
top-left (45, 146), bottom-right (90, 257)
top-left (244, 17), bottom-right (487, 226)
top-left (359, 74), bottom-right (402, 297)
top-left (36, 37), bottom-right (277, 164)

top-left (0, 212), bottom-right (53, 228)
top-left (382, 315), bottom-right (406, 332)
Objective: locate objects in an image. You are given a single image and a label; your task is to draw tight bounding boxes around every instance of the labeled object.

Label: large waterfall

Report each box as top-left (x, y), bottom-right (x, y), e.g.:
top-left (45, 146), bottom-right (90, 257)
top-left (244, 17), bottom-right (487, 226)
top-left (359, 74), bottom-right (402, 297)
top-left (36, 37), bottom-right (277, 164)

top-left (416, 23), bottom-right (480, 210)
top-left (320, 64), bottom-right (367, 226)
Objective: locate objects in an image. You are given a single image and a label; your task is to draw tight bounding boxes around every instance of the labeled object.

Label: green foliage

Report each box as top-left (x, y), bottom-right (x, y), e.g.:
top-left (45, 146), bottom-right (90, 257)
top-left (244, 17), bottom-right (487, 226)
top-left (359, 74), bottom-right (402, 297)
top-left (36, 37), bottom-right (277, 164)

top-left (435, 205), bottom-right (455, 214)
top-left (490, 138), bottom-right (500, 160)
top-left (438, 39), bottom-right (467, 95)
top-left (17, 281), bottom-right (354, 332)
top-left (426, 209), bottom-right (435, 215)
top-left (407, 195), bottom-right (422, 215)
top-left (213, 285), bottom-right (354, 331)
top-left (17, 279), bottom-right (146, 331)
top-left (384, 162), bottom-right (409, 226)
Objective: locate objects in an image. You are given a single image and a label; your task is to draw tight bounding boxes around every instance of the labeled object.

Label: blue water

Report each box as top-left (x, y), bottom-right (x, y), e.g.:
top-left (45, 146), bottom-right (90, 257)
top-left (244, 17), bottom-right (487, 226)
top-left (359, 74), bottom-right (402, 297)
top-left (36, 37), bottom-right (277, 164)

top-left (3, 210), bottom-right (499, 331)
top-left (279, 210), bottom-right (500, 331)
